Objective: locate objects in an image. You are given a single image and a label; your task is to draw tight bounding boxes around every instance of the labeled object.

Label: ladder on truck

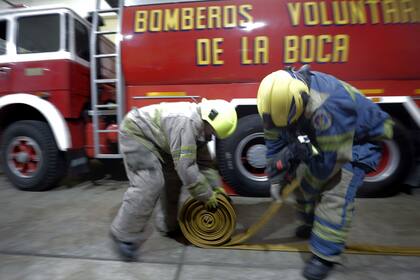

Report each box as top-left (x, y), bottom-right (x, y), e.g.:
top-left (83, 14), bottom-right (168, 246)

top-left (89, 0), bottom-right (124, 158)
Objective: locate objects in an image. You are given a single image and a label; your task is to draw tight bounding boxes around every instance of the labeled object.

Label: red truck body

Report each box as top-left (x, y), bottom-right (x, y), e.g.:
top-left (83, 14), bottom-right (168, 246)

top-left (0, 0), bottom-right (418, 196)
top-left (121, 0), bottom-right (420, 107)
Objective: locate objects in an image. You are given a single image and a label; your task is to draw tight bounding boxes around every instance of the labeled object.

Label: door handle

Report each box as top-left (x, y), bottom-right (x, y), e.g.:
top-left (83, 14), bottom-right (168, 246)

top-left (0, 66), bottom-right (11, 73)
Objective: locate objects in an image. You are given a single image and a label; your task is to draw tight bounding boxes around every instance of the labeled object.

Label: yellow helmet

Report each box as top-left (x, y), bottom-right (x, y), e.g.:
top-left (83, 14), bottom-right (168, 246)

top-left (257, 70), bottom-right (309, 127)
top-left (200, 99), bottom-right (237, 139)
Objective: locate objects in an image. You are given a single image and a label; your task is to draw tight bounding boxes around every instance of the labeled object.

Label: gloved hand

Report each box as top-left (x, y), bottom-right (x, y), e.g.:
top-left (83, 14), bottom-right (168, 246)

top-left (205, 191), bottom-right (218, 211)
top-left (214, 187), bottom-right (226, 196)
top-left (270, 183), bottom-right (282, 201)
top-left (214, 186), bottom-right (232, 202)
top-left (269, 171), bottom-right (295, 201)
top-left (266, 147), bottom-right (297, 200)
top-left (266, 147), bottom-right (294, 183)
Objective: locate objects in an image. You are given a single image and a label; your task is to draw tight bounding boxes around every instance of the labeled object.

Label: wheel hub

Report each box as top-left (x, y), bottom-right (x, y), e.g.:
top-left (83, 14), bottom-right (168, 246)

top-left (7, 136), bottom-right (42, 178)
top-left (246, 144), bottom-right (267, 169)
top-left (235, 132), bottom-right (268, 182)
top-left (16, 151), bottom-right (30, 163)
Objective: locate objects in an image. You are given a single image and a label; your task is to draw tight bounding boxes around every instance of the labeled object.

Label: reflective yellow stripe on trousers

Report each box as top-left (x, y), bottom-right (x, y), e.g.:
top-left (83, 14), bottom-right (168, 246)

top-left (179, 180), bottom-right (420, 256)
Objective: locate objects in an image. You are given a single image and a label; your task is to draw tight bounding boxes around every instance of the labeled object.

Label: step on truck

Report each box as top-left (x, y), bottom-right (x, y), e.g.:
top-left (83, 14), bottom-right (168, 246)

top-left (0, 0), bottom-right (419, 197)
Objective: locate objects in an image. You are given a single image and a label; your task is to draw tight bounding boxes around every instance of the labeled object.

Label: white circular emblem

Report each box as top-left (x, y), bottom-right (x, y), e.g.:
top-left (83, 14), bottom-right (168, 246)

top-left (312, 109), bottom-right (332, 131)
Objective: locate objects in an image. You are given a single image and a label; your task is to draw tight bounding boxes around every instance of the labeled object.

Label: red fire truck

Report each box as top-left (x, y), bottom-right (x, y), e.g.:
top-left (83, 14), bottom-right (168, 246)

top-left (0, 0), bottom-right (419, 197)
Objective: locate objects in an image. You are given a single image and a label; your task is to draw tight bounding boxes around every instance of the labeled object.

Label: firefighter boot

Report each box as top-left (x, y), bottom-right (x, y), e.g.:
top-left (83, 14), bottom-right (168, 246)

top-left (295, 224), bottom-right (312, 239)
top-left (302, 255), bottom-right (334, 280)
top-left (110, 233), bottom-right (139, 262)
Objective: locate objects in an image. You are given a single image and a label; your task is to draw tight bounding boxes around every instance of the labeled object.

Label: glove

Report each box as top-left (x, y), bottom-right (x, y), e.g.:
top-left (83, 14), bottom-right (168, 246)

top-left (270, 183), bottom-right (282, 201)
top-left (266, 147), bottom-right (294, 183)
top-left (214, 186), bottom-right (232, 202)
top-left (266, 147), bottom-right (297, 200)
top-left (205, 191), bottom-right (218, 211)
top-left (214, 187), bottom-right (226, 196)
top-left (269, 172), bottom-right (294, 201)
top-left (290, 140), bottom-right (313, 162)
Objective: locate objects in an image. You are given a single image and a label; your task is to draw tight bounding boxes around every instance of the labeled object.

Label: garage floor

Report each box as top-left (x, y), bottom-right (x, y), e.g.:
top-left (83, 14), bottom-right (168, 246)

top-left (0, 173), bottom-right (419, 280)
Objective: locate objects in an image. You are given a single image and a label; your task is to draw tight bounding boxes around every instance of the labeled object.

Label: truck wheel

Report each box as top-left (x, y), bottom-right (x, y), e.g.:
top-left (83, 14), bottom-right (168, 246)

top-left (357, 122), bottom-right (413, 198)
top-left (1, 120), bottom-right (66, 191)
top-left (217, 114), bottom-right (270, 197)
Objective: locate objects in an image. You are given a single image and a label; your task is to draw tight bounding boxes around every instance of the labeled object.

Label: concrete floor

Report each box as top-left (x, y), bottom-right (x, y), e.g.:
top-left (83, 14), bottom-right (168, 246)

top-left (0, 173), bottom-right (419, 280)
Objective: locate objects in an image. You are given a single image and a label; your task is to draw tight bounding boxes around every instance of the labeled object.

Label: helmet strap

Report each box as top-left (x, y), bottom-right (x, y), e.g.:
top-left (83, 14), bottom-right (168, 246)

top-left (301, 91), bottom-right (310, 107)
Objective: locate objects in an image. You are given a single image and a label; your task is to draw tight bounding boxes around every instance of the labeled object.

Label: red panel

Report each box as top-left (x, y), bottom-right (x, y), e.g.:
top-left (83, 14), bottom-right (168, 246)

top-left (67, 120), bottom-right (86, 150)
top-left (69, 61), bottom-right (90, 118)
top-left (47, 90), bottom-right (72, 117)
top-left (1, 59), bottom-right (90, 119)
top-left (126, 79), bottom-right (420, 111)
top-left (121, 0), bottom-right (420, 86)
top-left (10, 60), bottom-right (69, 92)
top-left (126, 83), bottom-right (258, 110)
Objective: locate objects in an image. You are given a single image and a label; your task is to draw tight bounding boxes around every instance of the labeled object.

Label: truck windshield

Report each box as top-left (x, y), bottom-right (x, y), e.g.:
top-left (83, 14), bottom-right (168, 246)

top-left (16, 14), bottom-right (60, 54)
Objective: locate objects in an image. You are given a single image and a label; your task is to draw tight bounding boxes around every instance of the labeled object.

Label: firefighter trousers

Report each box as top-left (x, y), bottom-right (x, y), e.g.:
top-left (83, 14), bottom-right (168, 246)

top-left (295, 163), bottom-right (366, 262)
top-left (110, 132), bottom-right (184, 243)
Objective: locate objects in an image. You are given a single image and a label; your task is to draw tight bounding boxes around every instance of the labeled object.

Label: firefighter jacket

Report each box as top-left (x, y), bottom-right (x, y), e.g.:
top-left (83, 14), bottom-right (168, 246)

top-left (121, 102), bottom-right (218, 202)
top-left (265, 71), bottom-right (394, 185)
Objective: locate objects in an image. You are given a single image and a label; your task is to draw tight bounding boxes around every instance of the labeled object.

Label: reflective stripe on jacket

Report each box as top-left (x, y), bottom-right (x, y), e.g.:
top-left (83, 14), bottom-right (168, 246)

top-left (265, 71), bottom-right (393, 184)
top-left (121, 102), bottom-right (213, 202)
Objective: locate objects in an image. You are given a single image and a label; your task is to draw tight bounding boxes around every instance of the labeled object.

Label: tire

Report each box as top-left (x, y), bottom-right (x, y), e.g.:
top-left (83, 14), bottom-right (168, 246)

top-left (357, 122), bottom-right (413, 198)
top-left (217, 114), bottom-right (270, 197)
top-left (1, 120), bottom-right (66, 191)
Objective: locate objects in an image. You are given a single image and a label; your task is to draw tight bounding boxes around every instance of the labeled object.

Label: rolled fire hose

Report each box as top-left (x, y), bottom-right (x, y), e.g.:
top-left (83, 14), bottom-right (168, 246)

top-left (179, 180), bottom-right (420, 256)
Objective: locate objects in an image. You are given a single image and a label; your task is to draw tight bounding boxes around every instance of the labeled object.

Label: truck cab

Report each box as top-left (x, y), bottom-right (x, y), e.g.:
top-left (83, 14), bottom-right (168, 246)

top-left (0, 7), bottom-right (112, 191)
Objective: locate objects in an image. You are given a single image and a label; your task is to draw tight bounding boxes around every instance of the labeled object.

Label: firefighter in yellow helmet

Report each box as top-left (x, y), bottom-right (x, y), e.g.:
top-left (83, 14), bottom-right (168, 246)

top-left (257, 66), bottom-right (393, 280)
top-left (110, 99), bottom-right (237, 261)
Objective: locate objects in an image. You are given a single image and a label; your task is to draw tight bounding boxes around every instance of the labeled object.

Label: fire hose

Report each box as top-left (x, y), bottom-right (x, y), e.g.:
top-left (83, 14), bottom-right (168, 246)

top-left (179, 180), bottom-right (420, 256)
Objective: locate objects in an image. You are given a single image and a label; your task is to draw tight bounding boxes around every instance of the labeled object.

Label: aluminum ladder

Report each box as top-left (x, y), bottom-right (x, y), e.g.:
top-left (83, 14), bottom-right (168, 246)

top-left (89, 0), bottom-right (124, 158)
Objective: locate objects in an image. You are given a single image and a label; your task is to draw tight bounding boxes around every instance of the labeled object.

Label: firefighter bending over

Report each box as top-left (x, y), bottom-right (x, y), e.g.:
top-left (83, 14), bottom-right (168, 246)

top-left (110, 99), bottom-right (237, 260)
top-left (257, 66), bottom-right (393, 280)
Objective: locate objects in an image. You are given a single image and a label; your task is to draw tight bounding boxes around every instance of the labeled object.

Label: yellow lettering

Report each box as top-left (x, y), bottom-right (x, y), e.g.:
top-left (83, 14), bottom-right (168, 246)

top-left (212, 38), bottom-right (224, 65)
top-left (164, 9), bottom-right (179, 31)
top-left (284, 36), bottom-right (299, 64)
top-left (196, 39), bottom-right (211, 65)
top-left (418, 0), bottom-right (420, 22)
top-left (134, 10), bottom-right (147, 32)
top-left (317, 35), bottom-right (332, 63)
top-left (400, 0), bottom-right (416, 23)
top-left (181, 8), bottom-right (194, 30)
top-left (149, 10), bottom-right (162, 32)
top-left (301, 35), bottom-right (315, 63)
top-left (239, 4), bottom-right (254, 27)
top-left (350, 1), bottom-right (367, 24)
top-left (333, 35), bottom-right (349, 62)
top-left (303, 2), bottom-right (319, 25)
top-left (417, 0), bottom-right (420, 22)
top-left (284, 34), bottom-right (348, 64)
top-left (366, 0), bottom-right (380, 24)
top-left (223, 5), bottom-right (237, 28)
top-left (208, 6), bottom-right (222, 28)
top-left (241, 37), bottom-right (252, 65)
top-left (287, 2), bottom-right (301, 26)
top-left (333, 1), bottom-right (349, 25)
top-left (254, 36), bottom-right (269, 64)
top-left (320, 2), bottom-right (333, 25)
top-left (195, 7), bottom-right (206, 29)
top-left (382, 0), bottom-right (400, 23)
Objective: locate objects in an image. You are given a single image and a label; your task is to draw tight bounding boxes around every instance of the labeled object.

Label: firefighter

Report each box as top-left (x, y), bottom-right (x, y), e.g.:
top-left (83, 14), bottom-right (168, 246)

top-left (257, 66), bottom-right (393, 280)
top-left (110, 99), bottom-right (237, 260)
